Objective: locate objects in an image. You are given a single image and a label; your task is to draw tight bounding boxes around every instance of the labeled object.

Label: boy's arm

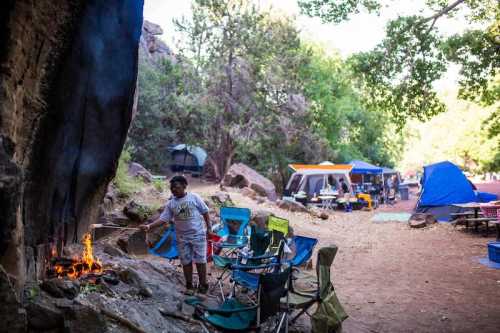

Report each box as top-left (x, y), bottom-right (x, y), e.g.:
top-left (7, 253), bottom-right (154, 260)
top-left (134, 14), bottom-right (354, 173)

top-left (140, 204), bottom-right (171, 231)
top-left (202, 212), bottom-right (213, 234)
top-left (140, 217), bottom-right (168, 231)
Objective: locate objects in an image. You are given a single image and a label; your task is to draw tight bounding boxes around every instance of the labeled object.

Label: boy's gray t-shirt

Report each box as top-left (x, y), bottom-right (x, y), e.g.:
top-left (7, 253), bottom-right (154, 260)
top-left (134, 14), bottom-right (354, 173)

top-left (159, 193), bottom-right (209, 236)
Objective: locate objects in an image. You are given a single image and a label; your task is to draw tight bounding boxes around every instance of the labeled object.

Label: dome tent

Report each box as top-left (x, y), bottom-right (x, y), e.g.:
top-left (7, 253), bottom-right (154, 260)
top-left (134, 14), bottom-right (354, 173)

top-left (416, 161), bottom-right (476, 221)
top-left (169, 144), bottom-right (207, 175)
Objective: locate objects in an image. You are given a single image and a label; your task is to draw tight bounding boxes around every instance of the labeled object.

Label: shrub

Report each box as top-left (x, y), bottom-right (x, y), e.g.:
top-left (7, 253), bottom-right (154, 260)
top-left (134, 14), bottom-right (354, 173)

top-left (114, 149), bottom-right (144, 197)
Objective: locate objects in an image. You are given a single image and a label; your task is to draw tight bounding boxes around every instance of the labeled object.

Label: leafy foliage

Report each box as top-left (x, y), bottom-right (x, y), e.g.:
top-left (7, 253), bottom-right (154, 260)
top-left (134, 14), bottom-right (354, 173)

top-left (299, 0), bottom-right (500, 126)
top-left (398, 92), bottom-right (498, 173)
top-left (127, 57), bottom-right (202, 172)
top-left (114, 149), bottom-right (144, 197)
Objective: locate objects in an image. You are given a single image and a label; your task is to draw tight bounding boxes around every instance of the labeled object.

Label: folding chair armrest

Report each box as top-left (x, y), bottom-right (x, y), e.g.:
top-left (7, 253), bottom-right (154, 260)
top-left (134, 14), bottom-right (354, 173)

top-left (231, 262), bottom-right (279, 270)
top-left (245, 252), bottom-right (278, 261)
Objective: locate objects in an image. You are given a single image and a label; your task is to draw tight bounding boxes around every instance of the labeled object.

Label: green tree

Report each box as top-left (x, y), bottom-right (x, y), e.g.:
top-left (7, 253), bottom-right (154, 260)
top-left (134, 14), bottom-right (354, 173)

top-left (127, 58), bottom-right (203, 172)
top-left (175, 0), bottom-right (319, 180)
top-left (298, 0), bottom-right (499, 124)
top-left (298, 44), bottom-right (402, 166)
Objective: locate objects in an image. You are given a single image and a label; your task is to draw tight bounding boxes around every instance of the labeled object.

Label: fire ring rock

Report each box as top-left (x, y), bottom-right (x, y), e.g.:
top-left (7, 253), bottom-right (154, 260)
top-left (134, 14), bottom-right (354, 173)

top-left (223, 163), bottom-right (277, 201)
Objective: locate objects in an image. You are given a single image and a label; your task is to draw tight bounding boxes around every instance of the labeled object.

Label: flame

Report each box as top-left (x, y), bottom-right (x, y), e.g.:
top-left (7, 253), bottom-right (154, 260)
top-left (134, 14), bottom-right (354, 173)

top-left (50, 232), bottom-right (102, 279)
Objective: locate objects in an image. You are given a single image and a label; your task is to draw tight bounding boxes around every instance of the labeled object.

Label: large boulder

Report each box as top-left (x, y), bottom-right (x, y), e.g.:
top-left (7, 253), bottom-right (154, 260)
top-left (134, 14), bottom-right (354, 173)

top-left (128, 162), bottom-right (153, 183)
top-left (223, 163), bottom-right (277, 201)
top-left (0, 266), bottom-right (27, 331)
top-left (140, 20), bottom-right (176, 67)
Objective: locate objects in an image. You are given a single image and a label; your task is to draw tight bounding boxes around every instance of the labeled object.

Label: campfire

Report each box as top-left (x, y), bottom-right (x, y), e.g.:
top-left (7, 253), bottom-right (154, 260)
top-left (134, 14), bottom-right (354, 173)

top-left (47, 233), bottom-right (103, 279)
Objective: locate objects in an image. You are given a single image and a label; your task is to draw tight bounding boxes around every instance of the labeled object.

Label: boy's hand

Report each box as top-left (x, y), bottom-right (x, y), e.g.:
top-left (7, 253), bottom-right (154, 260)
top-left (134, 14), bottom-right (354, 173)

top-left (139, 224), bottom-right (150, 232)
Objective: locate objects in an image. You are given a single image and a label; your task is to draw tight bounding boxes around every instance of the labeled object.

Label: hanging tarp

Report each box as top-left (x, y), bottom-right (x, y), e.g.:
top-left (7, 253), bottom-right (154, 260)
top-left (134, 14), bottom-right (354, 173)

top-left (349, 160), bottom-right (383, 175)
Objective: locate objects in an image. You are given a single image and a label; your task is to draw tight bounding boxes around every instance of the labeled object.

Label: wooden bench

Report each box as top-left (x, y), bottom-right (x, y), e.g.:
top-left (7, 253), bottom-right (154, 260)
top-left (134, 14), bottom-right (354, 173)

top-left (463, 217), bottom-right (498, 236)
top-left (450, 211), bottom-right (475, 220)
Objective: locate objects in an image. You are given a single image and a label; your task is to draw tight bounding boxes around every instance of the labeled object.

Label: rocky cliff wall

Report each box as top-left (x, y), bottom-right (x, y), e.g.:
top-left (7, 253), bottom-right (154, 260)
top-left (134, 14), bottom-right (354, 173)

top-left (0, 0), bottom-right (144, 292)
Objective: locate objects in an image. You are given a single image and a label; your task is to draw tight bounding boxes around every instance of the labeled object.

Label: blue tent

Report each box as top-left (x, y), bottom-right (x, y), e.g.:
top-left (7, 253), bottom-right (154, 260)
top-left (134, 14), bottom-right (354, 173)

top-left (416, 161), bottom-right (479, 221)
top-left (349, 160), bottom-right (383, 175)
top-left (418, 161), bottom-right (476, 207)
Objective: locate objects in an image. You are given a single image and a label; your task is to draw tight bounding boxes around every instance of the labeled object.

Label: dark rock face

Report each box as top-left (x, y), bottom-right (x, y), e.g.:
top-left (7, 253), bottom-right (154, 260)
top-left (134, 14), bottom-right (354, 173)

top-left (0, 0), bottom-right (144, 290)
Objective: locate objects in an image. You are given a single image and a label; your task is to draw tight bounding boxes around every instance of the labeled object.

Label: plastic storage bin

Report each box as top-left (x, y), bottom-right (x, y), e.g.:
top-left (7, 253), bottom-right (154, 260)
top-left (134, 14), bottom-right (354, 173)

top-left (399, 186), bottom-right (409, 201)
top-left (488, 242), bottom-right (500, 263)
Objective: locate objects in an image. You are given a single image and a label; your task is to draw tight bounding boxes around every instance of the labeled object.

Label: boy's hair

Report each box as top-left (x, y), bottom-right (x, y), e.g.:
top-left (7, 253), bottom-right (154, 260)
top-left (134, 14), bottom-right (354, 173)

top-left (170, 175), bottom-right (188, 186)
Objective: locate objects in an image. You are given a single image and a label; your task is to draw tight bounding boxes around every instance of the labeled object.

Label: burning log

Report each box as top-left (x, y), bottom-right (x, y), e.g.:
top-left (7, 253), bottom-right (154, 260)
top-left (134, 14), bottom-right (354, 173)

top-left (46, 233), bottom-right (103, 280)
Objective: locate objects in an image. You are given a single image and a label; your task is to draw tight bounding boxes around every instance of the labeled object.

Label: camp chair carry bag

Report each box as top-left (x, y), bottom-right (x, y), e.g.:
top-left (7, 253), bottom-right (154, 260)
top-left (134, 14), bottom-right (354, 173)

top-left (311, 245), bottom-right (348, 333)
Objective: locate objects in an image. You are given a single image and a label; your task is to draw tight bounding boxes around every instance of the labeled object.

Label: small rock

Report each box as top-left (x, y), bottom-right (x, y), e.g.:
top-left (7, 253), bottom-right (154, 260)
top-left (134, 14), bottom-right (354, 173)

top-left (255, 196), bottom-right (266, 204)
top-left (277, 199), bottom-right (308, 213)
top-left (408, 213), bottom-right (436, 228)
top-left (241, 187), bottom-right (257, 199)
top-left (308, 206), bottom-right (329, 220)
top-left (211, 191), bottom-right (234, 207)
top-left (123, 200), bottom-right (153, 223)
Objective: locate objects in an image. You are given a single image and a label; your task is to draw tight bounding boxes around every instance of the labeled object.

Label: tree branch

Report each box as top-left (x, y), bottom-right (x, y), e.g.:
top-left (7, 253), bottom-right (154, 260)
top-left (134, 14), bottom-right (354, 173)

top-left (421, 0), bottom-right (465, 24)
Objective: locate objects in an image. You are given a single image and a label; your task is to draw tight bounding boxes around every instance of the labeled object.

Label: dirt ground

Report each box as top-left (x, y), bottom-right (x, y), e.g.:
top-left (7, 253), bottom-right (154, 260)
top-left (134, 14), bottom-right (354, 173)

top-left (187, 180), bottom-right (500, 333)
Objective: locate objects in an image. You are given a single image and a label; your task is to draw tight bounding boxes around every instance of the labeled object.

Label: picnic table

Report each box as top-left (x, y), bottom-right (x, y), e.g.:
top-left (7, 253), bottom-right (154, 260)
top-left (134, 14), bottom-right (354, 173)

top-left (452, 203), bottom-right (499, 238)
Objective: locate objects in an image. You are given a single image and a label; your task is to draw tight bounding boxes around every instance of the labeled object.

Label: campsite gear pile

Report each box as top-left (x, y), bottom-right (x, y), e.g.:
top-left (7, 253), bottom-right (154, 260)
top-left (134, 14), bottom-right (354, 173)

top-left (149, 205), bottom-right (346, 332)
top-left (284, 161), bottom-right (403, 211)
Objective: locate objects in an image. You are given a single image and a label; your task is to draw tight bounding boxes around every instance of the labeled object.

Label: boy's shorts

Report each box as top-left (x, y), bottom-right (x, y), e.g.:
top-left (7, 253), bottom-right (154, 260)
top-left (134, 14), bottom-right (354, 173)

top-left (177, 233), bottom-right (207, 265)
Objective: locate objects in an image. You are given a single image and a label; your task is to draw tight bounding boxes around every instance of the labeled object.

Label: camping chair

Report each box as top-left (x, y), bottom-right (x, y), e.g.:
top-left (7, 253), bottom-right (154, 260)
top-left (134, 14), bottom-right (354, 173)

top-left (268, 215), bottom-right (290, 253)
top-left (283, 245), bottom-right (348, 332)
top-left (150, 227), bottom-right (221, 262)
top-left (285, 235), bottom-right (318, 267)
top-left (148, 226), bottom-right (178, 260)
top-left (228, 241), bottom-right (286, 298)
top-left (213, 225), bottom-right (271, 297)
top-left (186, 266), bottom-right (292, 332)
top-left (216, 207), bottom-right (252, 253)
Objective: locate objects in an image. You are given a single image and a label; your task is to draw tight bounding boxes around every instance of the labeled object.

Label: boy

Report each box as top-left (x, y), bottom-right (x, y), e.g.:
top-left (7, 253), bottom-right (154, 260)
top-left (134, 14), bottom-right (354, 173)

top-left (140, 176), bottom-right (212, 294)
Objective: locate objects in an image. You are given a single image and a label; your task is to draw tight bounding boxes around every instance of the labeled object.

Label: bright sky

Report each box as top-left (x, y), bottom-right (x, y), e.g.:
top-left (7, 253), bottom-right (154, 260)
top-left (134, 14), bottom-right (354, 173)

top-left (143, 0), bottom-right (466, 88)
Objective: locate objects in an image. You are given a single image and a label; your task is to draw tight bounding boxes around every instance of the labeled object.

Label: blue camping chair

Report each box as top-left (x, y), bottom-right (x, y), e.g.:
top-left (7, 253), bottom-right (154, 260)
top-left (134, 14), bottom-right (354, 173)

top-left (227, 241), bottom-right (286, 299)
top-left (149, 226), bottom-right (178, 260)
top-left (287, 235), bottom-right (318, 267)
top-left (216, 207), bottom-right (252, 250)
top-left (186, 266), bottom-right (292, 332)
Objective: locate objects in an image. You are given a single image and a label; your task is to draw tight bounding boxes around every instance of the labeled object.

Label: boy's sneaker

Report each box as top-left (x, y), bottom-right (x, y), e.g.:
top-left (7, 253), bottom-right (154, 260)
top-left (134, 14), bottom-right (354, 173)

top-left (183, 284), bottom-right (196, 296)
top-left (197, 284), bottom-right (209, 294)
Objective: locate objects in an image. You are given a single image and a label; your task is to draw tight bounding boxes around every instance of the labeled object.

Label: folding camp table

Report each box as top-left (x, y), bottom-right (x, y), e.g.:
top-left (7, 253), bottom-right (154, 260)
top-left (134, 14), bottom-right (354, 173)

top-left (318, 195), bottom-right (336, 211)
